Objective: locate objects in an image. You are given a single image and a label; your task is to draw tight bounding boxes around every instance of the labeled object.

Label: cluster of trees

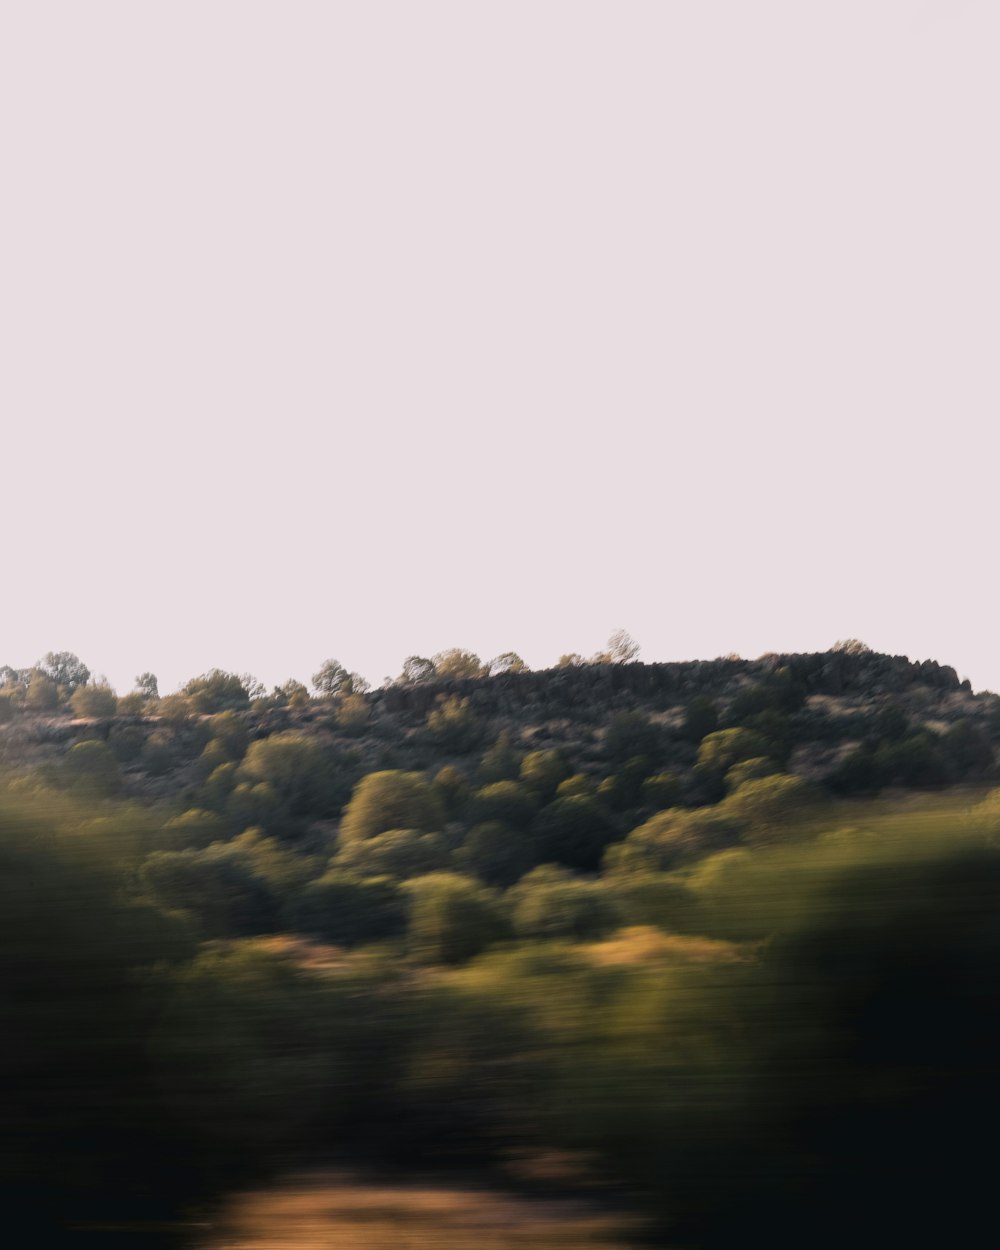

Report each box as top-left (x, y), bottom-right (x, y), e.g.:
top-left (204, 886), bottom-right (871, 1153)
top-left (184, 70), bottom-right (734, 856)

top-left (6, 765), bottom-right (1000, 1245)
top-left (0, 633), bottom-right (647, 724)
top-left (3, 640), bottom-right (1000, 1242)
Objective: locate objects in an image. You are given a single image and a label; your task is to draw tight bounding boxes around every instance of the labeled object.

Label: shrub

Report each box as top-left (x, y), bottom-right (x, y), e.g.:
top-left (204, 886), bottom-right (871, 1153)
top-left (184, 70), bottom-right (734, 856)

top-left (340, 771), bottom-right (445, 844)
top-left (290, 871), bottom-right (407, 945)
top-left (405, 872), bottom-right (507, 964)
top-left (469, 780), bottom-right (538, 830)
top-left (183, 670), bottom-right (251, 714)
top-left (457, 821), bottom-right (535, 887)
top-left (334, 828), bottom-right (450, 879)
top-left (519, 749), bottom-right (571, 799)
top-left (62, 740), bottom-right (122, 797)
top-left (508, 866), bottom-right (621, 941)
top-left (425, 694), bottom-right (482, 752)
top-left (70, 682), bottom-right (118, 718)
top-left (533, 796), bottom-right (616, 872)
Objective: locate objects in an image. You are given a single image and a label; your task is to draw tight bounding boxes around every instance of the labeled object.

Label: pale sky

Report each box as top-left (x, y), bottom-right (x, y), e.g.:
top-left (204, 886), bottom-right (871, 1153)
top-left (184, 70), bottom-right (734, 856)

top-left (2, 2), bottom-right (998, 695)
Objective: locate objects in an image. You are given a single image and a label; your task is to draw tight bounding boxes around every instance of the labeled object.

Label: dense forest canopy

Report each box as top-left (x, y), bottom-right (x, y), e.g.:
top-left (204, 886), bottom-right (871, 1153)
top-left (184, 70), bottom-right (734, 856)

top-left (2, 638), bottom-right (999, 1246)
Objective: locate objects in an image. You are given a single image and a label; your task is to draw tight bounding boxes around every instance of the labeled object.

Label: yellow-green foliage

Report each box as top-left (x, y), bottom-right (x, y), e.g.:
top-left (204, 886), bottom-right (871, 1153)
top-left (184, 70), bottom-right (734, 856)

top-left (70, 682), bottom-right (118, 719)
top-left (340, 771), bottom-right (445, 844)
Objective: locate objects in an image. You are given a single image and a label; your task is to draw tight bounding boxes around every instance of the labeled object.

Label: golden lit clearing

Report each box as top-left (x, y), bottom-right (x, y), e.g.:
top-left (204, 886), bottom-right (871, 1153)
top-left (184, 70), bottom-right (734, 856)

top-left (583, 924), bottom-right (752, 967)
top-left (195, 1172), bottom-right (642, 1249)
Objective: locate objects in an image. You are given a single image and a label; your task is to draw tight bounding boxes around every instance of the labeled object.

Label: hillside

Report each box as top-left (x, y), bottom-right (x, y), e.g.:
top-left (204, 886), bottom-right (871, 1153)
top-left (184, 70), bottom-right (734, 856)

top-left (4, 645), bottom-right (1000, 1246)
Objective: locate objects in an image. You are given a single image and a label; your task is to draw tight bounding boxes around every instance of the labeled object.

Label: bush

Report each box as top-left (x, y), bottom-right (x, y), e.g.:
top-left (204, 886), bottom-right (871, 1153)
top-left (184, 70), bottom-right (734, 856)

top-left (508, 866), bottom-right (621, 941)
top-left (290, 871), bottom-right (407, 945)
top-left (469, 780), bottom-right (538, 830)
top-left (240, 732), bottom-right (346, 823)
top-left (519, 749), bottom-right (571, 799)
top-left (533, 796), bottom-right (616, 872)
top-left (605, 712), bottom-right (661, 763)
top-left (62, 740), bottom-right (122, 797)
top-left (457, 821), bottom-right (535, 887)
top-left (641, 771), bottom-right (681, 810)
top-left (478, 732), bottom-right (521, 784)
top-left (340, 771), bottom-right (445, 844)
top-left (722, 775), bottom-right (818, 843)
top-left (334, 829), bottom-right (450, 879)
top-left (405, 872), bottom-right (507, 964)
top-left (70, 682), bottom-right (118, 718)
top-left (425, 694), bottom-right (482, 752)
top-left (159, 808), bottom-right (228, 851)
top-left (183, 670), bottom-right (251, 714)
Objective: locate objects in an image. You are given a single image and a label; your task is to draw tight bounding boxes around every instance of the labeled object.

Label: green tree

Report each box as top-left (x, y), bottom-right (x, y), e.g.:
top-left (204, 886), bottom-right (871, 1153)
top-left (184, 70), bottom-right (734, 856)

top-left (533, 795), bottom-right (616, 871)
top-left (457, 821), bottom-right (534, 887)
top-left (339, 771), bottom-right (445, 844)
top-left (469, 780), bottom-right (538, 829)
top-left (24, 669), bottom-right (59, 711)
top-left (311, 659), bottom-right (349, 696)
top-left (134, 672), bottom-right (159, 700)
top-left (70, 681), bottom-right (118, 718)
top-left (519, 749), bottom-right (571, 799)
top-left (183, 670), bottom-right (251, 714)
top-left (334, 828), bottom-right (450, 879)
top-left (38, 650), bottom-right (90, 694)
top-left (508, 866), bottom-right (621, 940)
top-left (405, 872), bottom-right (507, 964)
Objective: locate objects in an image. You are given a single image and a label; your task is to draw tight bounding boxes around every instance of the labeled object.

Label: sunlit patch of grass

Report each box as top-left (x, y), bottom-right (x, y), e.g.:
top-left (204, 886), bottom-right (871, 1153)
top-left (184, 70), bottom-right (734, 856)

top-left (196, 1171), bottom-right (643, 1249)
top-left (582, 925), bottom-right (752, 968)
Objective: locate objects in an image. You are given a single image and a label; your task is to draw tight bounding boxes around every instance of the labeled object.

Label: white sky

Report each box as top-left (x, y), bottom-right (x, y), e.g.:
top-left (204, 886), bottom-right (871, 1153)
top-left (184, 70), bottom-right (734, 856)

top-left (2, 2), bottom-right (998, 694)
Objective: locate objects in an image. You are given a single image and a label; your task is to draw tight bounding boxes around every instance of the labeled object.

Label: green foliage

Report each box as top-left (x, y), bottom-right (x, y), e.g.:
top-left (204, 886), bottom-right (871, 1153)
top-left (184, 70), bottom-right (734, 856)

top-left (557, 772), bottom-right (594, 798)
top-left (140, 728), bottom-right (178, 775)
top-left (38, 650), bottom-right (90, 694)
top-left (312, 658), bottom-right (350, 695)
top-left (25, 669), bottom-right (59, 711)
top-left (432, 764), bottom-right (469, 818)
top-left (469, 779), bottom-right (538, 829)
top-left (290, 871), bottom-right (407, 945)
top-left (183, 669), bottom-right (252, 713)
top-left (159, 807), bottom-right (228, 851)
top-left (456, 821), bottom-right (534, 887)
top-left (477, 731), bottom-right (521, 783)
top-left (519, 748), bottom-right (571, 799)
top-left (509, 866), bottom-right (621, 940)
top-left (605, 806), bottom-right (743, 874)
top-left (0, 799), bottom-right (195, 1228)
top-left (604, 711), bottom-right (661, 763)
top-left (640, 771), bottom-right (681, 810)
top-left (240, 731), bottom-right (346, 827)
top-left (724, 755), bottom-right (779, 792)
top-left (424, 693), bottom-right (483, 751)
top-left (405, 872), bottom-right (507, 964)
top-left (70, 681), bottom-right (118, 718)
top-left (335, 692), bottom-right (371, 735)
top-left (62, 739), bottom-right (122, 797)
top-left (134, 671), bottom-right (159, 700)
top-left (533, 795), bottom-right (616, 871)
top-left (334, 828), bottom-right (450, 879)
top-left (682, 696), bottom-right (719, 742)
top-left (696, 727), bottom-right (769, 780)
top-left (722, 774), bottom-right (818, 843)
top-left (340, 771), bottom-right (445, 844)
